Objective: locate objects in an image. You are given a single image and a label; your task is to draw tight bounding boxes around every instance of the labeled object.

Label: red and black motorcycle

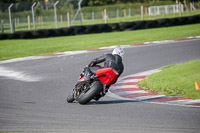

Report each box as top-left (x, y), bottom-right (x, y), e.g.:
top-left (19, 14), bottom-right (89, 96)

top-left (67, 66), bottom-right (119, 104)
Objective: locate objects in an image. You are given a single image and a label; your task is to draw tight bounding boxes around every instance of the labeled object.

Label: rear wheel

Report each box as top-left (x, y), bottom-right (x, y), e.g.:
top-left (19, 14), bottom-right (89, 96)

top-left (78, 81), bottom-right (102, 105)
top-left (67, 91), bottom-right (75, 103)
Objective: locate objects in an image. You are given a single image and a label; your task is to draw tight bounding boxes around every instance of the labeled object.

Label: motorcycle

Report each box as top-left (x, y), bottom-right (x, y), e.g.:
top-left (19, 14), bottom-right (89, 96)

top-left (67, 65), bottom-right (119, 104)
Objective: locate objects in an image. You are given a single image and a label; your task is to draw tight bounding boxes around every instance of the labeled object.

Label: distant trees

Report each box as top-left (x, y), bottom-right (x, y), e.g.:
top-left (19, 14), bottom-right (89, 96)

top-left (0, 0), bottom-right (199, 9)
top-left (1, 0), bottom-right (199, 6)
top-left (82, 0), bottom-right (200, 6)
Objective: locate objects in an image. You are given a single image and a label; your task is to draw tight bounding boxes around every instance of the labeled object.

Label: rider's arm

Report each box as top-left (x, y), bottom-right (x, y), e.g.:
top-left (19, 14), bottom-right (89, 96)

top-left (89, 55), bottom-right (106, 66)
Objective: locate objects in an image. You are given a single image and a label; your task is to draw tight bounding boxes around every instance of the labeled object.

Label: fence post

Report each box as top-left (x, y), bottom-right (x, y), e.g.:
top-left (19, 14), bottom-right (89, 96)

top-left (123, 9), bottom-right (126, 17)
top-left (41, 16), bottom-right (43, 25)
top-left (173, 5), bottom-right (175, 14)
top-left (104, 9), bottom-right (108, 23)
top-left (145, 7), bottom-right (148, 15)
top-left (141, 5), bottom-right (144, 20)
top-left (60, 15), bottom-right (63, 23)
top-left (157, 6), bottom-right (160, 15)
top-left (17, 18), bottom-right (19, 27)
top-left (179, 2), bottom-right (182, 17)
top-left (71, 0), bottom-right (83, 25)
top-left (8, 3), bottom-right (14, 33)
top-left (190, 3), bottom-right (193, 11)
top-left (31, 2), bottom-right (36, 30)
top-left (92, 12), bottom-right (94, 22)
top-left (116, 9), bottom-right (119, 19)
top-left (28, 15), bottom-right (31, 30)
top-left (1, 20), bottom-right (4, 33)
top-left (81, 13), bottom-right (84, 23)
top-left (79, 0), bottom-right (83, 25)
top-left (67, 12), bottom-right (70, 27)
top-left (54, 1), bottom-right (59, 29)
top-left (165, 6), bottom-right (168, 14)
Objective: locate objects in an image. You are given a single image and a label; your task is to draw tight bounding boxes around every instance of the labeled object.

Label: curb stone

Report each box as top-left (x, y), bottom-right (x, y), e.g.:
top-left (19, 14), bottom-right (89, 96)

top-left (108, 69), bottom-right (200, 108)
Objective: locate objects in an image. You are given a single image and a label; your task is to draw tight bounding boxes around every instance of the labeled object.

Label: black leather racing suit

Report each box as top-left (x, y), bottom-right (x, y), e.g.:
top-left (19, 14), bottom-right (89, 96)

top-left (89, 53), bottom-right (124, 77)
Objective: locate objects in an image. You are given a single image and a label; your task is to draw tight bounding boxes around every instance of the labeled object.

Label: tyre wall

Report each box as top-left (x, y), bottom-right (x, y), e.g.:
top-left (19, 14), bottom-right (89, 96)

top-left (0, 15), bottom-right (200, 40)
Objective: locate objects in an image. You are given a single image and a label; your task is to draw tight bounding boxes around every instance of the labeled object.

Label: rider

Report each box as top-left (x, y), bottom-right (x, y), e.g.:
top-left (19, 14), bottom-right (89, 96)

top-left (83, 47), bottom-right (124, 100)
top-left (88, 47), bottom-right (124, 76)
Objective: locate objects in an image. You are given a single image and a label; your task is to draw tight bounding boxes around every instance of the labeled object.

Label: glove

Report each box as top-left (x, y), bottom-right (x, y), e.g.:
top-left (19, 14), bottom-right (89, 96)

top-left (88, 62), bottom-right (94, 67)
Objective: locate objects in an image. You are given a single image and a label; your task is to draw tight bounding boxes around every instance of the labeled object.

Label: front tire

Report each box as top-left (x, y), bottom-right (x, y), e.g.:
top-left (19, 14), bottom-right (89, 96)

top-left (67, 91), bottom-right (75, 103)
top-left (78, 81), bottom-right (102, 105)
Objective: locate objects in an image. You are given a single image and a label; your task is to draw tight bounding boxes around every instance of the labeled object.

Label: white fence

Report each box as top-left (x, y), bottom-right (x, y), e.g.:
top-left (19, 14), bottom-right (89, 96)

top-left (148, 4), bottom-right (184, 16)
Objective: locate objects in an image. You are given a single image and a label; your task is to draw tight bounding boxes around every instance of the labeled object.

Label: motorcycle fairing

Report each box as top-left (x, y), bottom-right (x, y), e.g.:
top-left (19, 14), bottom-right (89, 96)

top-left (96, 68), bottom-right (119, 85)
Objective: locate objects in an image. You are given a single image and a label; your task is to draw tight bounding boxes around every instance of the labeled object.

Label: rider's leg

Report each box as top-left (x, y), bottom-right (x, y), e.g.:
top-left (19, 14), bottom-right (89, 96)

top-left (94, 85), bottom-right (110, 101)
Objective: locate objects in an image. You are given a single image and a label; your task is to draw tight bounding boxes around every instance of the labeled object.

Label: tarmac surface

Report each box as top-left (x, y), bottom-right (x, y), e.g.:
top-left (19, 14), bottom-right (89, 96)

top-left (0, 38), bottom-right (200, 132)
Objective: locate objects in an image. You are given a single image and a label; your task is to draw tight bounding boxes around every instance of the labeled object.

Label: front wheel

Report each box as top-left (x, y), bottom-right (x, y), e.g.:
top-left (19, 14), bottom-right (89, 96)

top-left (78, 81), bottom-right (102, 105)
top-left (67, 91), bottom-right (75, 103)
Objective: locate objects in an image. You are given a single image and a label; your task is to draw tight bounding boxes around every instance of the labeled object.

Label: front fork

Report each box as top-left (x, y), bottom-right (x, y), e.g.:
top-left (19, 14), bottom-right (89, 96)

top-left (73, 81), bottom-right (90, 100)
top-left (73, 80), bottom-right (108, 100)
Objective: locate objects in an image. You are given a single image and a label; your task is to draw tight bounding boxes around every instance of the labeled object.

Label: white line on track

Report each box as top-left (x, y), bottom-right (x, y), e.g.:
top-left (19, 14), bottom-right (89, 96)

top-left (114, 90), bottom-right (147, 95)
top-left (0, 56), bottom-right (49, 65)
top-left (118, 79), bottom-right (142, 83)
top-left (0, 66), bottom-right (42, 82)
top-left (165, 99), bottom-right (200, 104)
top-left (111, 85), bottom-right (138, 89)
top-left (133, 95), bottom-right (166, 101)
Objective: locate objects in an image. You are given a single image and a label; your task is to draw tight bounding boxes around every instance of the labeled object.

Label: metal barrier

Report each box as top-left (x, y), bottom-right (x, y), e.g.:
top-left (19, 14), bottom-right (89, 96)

top-left (0, 1), bottom-right (199, 34)
top-left (0, 14), bottom-right (200, 40)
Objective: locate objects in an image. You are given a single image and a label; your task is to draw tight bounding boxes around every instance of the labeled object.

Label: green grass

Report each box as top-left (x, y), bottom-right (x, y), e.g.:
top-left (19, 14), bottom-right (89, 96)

top-left (139, 60), bottom-right (200, 99)
top-left (0, 23), bottom-right (200, 61)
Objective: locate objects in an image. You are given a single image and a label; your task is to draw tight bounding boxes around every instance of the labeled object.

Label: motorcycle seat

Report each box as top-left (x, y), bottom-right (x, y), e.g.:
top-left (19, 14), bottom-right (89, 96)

top-left (89, 66), bottom-right (102, 74)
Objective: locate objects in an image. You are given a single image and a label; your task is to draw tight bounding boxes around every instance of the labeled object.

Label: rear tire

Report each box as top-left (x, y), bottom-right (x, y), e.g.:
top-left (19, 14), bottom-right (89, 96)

top-left (67, 91), bottom-right (75, 103)
top-left (78, 81), bottom-right (102, 105)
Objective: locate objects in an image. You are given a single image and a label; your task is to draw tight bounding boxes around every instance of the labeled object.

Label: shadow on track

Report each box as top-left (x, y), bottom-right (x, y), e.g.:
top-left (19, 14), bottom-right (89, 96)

top-left (89, 100), bottom-right (137, 105)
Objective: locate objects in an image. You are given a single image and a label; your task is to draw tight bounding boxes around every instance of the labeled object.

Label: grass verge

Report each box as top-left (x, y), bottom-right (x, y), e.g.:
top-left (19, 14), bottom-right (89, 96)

top-left (0, 23), bottom-right (200, 61)
top-left (139, 60), bottom-right (200, 99)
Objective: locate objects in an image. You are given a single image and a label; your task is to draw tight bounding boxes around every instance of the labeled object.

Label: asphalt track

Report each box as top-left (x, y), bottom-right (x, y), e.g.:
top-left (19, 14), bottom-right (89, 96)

top-left (0, 39), bottom-right (200, 132)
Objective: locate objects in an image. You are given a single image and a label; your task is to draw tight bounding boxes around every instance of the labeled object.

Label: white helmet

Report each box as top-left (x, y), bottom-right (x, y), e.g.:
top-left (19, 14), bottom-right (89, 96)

top-left (112, 47), bottom-right (124, 58)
